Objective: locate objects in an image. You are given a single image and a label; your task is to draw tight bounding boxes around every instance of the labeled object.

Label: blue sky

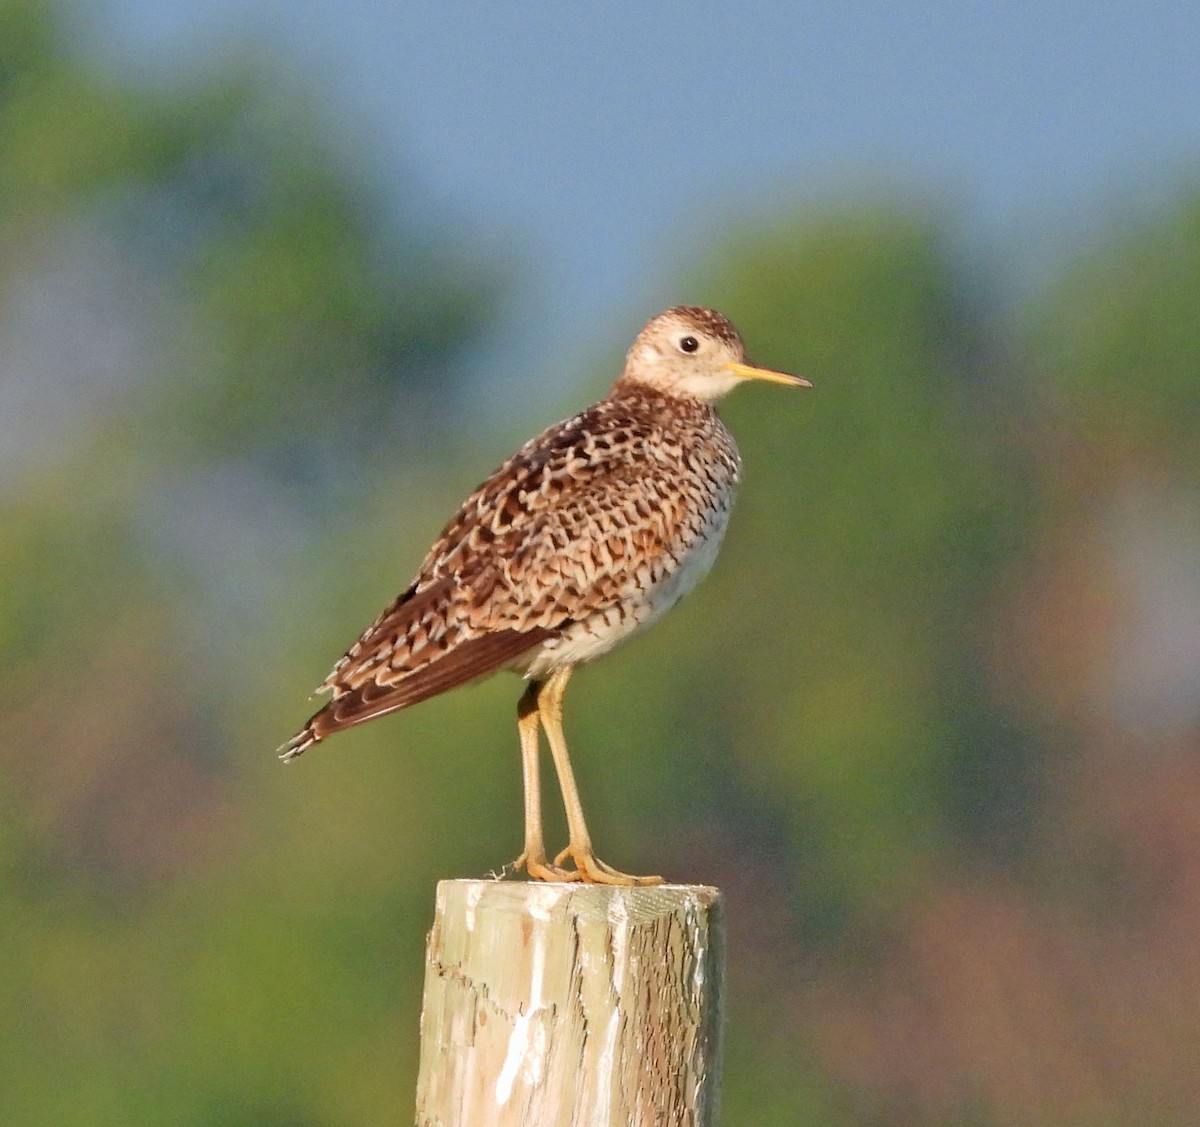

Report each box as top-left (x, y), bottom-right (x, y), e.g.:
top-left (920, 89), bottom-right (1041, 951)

top-left (86, 0), bottom-right (1200, 395)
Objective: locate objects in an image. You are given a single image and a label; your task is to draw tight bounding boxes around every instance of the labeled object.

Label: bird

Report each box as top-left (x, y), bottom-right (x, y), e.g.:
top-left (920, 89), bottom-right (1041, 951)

top-left (278, 305), bottom-right (810, 885)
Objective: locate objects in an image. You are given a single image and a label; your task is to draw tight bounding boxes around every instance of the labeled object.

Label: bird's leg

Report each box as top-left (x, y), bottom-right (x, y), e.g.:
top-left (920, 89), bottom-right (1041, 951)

top-left (539, 666), bottom-right (663, 887)
top-left (512, 679), bottom-right (579, 882)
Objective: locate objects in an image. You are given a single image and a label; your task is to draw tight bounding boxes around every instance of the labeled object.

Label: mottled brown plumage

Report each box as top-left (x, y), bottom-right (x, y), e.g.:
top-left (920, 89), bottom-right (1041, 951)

top-left (279, 305), bottom-right (809, 884)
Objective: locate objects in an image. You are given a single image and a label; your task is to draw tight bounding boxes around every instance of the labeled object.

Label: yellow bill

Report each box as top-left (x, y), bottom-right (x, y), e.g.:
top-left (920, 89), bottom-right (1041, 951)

top-left (724, 361), bottom-right (812, 388)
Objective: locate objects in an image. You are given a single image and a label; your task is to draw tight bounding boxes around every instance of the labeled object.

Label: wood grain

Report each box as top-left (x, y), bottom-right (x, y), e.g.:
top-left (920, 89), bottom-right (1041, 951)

top-left (415, 879), bottom-right (725, 1126)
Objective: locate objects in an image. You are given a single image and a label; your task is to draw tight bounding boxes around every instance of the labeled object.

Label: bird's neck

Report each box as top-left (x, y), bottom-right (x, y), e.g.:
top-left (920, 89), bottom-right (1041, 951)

top-left (608, 376), bottom-right (723, 421)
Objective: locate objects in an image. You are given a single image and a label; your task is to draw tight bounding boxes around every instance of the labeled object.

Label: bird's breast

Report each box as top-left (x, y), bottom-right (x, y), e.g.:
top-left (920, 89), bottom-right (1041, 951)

top-left (520, 448), bottom-right (739, 679)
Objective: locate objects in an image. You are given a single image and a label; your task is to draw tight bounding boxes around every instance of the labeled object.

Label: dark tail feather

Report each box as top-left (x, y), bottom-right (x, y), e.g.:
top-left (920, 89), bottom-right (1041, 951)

top-left (278, 722), bottom-right (320, 763)
top-left (277, 627), bottom-right (554, 763)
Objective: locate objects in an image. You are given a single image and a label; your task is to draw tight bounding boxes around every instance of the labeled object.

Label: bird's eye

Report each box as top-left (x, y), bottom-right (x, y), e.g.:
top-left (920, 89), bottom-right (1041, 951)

top-left (679, 335), bottom-right (700, 354)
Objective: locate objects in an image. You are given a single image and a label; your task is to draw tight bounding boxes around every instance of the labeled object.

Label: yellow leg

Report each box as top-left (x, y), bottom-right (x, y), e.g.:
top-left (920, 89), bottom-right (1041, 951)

top-left (539, 666), bottom-right (663, 887)
top-left (512, 680), bottom-right (578, 882)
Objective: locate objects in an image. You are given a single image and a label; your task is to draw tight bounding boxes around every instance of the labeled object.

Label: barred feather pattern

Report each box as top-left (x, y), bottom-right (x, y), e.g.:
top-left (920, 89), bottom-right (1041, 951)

top-left (278, 378), bottom-right (741, 761)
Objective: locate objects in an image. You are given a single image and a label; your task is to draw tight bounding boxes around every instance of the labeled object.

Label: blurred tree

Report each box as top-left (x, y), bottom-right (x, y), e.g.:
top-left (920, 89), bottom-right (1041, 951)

top-left (1035, 191), bottom-right (1200, 477)
top-left (1011, 188), bottom-right (1200, 747)
top-left (824, 186), bottom-right (1200, 1127)
top-left (0, 2), bottom-right (498, 1122)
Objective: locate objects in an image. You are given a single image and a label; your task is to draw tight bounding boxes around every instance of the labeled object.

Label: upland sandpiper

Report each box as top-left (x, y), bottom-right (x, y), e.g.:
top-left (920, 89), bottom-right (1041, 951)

top-left (279, 306), bottom-right (810, 885)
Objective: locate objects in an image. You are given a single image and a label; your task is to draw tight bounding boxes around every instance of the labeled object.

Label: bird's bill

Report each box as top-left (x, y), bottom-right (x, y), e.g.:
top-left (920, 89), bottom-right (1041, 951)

top-left (724, 361), bottom-right (812, 388)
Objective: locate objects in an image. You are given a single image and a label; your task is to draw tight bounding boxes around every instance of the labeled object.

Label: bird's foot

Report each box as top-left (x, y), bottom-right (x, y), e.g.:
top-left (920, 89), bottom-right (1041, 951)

top-left (512, 849), bottom-right (581, 883)
top-left (552, 845), bottom-right (664, 886)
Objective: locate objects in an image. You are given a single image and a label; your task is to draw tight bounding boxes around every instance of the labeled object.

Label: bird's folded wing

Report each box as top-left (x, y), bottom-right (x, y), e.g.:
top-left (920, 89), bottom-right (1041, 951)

top-left (314, 626), bottom-right (553, 735)
top-left (409, 400), bottom-right (697, 629)
top-left (315, 397), bottom-right (696, 708)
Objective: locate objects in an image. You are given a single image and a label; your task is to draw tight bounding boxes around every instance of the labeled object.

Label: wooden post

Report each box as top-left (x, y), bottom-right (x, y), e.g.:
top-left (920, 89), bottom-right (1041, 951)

top-left (414, 879), bottom-right (724, 1126)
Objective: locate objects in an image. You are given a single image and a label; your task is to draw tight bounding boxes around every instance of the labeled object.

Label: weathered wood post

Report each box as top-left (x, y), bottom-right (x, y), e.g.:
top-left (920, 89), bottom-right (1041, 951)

top-left (414, 880), bottom-right (724, 1126)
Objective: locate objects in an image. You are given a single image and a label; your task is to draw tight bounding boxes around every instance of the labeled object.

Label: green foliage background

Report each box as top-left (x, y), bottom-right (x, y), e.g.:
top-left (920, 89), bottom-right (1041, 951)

top-left (4, 3), bottom-right (1200, 1124)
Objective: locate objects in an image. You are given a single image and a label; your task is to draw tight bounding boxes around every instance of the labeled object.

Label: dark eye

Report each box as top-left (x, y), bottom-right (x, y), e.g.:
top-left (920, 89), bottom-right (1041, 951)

top-left (679, 335), bottom-right (699, 354)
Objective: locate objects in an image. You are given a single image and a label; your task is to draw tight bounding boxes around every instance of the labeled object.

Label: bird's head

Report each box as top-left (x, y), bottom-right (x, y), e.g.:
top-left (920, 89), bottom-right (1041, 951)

top-left (617, 305), bottom-right (810, 402)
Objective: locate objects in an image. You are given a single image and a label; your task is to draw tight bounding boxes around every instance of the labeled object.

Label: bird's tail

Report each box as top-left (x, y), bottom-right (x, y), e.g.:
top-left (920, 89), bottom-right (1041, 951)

top-left (278, 722), bottom-right (320, 763)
